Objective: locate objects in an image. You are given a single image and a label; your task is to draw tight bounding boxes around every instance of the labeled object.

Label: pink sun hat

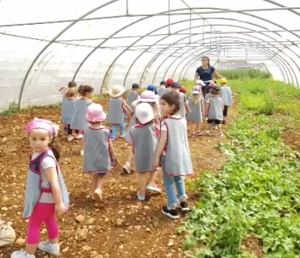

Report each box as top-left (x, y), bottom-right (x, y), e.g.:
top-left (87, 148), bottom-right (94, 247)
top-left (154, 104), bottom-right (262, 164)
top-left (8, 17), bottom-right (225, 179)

top-left (86, 103), bottom-right (106, 123)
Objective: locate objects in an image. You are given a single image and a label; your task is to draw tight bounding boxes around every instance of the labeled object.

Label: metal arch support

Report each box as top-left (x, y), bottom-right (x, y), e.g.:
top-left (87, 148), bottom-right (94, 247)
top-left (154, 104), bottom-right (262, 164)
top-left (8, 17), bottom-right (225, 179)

top-left (150, 27), bottom-right (294, 85)
top-left (143, 23), bottom-right (295, 85)
top-left (169, 42), bottom-right (288, 84)
top-left (73, 7), bottom-right (300, 90)
top-left (17, 0), bottom-right (120, 108)
top-left (162, 38), bottom-right (289, 84)
top-left (176, 46), bottom-right (286, 83)
top-left (168, 39), bottom-right (288, 83)
top-left (126, 17), bottom-right (300, 88)
top-left (165, 36), bottom-right (291, 84)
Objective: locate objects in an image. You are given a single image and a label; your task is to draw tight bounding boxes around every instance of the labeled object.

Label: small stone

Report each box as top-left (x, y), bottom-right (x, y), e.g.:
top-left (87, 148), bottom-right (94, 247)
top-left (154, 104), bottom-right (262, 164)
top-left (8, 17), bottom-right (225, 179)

top-left (91, 251), bottom-right (98, 256)
top-left (75, 215), bottom-right (85, 223)
top-left (62, 247), bottom-right (69, 252)
top-left (1, 207), bottom-right (8, 211)
top-left (144, 206), bottom-right (151, 210)
top-left (146, 228), bottom-right (151, 232)
top-left (76, 227), bottom-right (88, 240)
top-left (85, 218), bottom-right (95, 225)
top-left (2, 196), bottom-right (9, 202)
top-left (134, 225), bottom-right (141, 230)
top-left (15, 238), bottom-right (26, 245)
top-left (116, 218), bottom-right (124, 226)
top-left (168, 239), bottom-right (175, 247)
top-left (82, 245), bottom-right (92, 251)
top-left (119, 244), bottom-right (124, 249)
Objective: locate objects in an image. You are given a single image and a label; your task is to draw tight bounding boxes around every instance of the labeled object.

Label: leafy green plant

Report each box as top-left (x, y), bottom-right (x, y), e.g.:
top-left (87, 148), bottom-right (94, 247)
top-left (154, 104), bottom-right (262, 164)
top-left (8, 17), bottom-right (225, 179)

top-left (182, 78), bottom-right (300, 257)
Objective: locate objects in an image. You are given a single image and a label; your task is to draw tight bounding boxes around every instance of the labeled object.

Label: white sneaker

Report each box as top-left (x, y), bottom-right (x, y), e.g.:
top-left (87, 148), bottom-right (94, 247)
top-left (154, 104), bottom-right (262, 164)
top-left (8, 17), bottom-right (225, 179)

top-left (67, 135), bottom-right (74, 142)
top-left (38, 242), bottom-right (60, 256)
top-left (219, 133), bottom-right (225, 138)
top-left (11, 250), bottom-right (35, 258)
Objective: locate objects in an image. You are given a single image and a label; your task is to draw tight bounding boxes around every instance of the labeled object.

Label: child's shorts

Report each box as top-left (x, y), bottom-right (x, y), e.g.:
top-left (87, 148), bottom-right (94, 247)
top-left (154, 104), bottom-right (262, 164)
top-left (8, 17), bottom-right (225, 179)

top-left (207, 119), bottom-right (222, 124)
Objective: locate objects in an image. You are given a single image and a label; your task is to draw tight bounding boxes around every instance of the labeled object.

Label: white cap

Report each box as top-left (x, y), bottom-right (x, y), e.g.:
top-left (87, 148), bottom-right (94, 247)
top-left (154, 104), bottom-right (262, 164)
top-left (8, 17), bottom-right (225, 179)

top-left (139, 90), bottom-right (157, 102)
top-left (196, 80), bottom-right (205, 86)
top-left (135, 103), bottom-right (154, 125)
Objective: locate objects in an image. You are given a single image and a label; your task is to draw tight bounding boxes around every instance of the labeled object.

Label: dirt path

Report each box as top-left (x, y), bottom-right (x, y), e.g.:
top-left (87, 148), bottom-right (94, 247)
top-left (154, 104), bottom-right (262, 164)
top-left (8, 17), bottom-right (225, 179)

top-left (0, 101), bottom-right (234, 258)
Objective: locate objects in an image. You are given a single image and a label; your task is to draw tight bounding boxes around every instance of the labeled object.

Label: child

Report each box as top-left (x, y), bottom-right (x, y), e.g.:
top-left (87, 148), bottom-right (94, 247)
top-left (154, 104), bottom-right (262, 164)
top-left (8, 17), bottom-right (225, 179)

top-left (127, 83), bottom-right (140, 109)
top-left (58, 81), bottom-right (76, 94)
top-left (123, 90), bottom-right (160, 175)
top-left (70, 85), bottom-right (94, 140)
top-left (165, 78), bottom-right (174, 90)
top-left (157, 80), bottom-right (166, 97)
top-left (62, 87), bottom-right (77, 142)
top-left (107, 85), bottom-right (132, 140)
top-left (83, 104), bottom-right (117, 201)
top-left (206, 87), bottom-right (224, 137)
top-left (179, 87), bottom-right (187, 94)
top-left (170, 82), bottom-right (191, 118)
top-left (187, 86), bottom-right (205, 137)
top-left (11, 119), bottom-right (69, 258)
top-left (126, 103), bottom-right (161, 201)
top-left (219, 78), bottom-right (232, 124)
top-left (147, 84), bottom-right (160, 108)
top-left (153, 91), bottom-right (193, 219)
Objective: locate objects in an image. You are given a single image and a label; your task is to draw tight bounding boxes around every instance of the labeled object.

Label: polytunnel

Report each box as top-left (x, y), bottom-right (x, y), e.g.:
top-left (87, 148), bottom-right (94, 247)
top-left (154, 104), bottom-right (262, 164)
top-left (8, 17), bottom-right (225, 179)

top-left (0, 0), bottom-right (300, 110)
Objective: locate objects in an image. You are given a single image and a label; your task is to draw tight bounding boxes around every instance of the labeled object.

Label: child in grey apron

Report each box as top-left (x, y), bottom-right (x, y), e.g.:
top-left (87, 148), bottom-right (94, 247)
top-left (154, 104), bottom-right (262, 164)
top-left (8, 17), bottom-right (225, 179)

top-left (125, 103), bottom-right (161, 201)
top-left (206, 87), bottom-right (224, 137)
top-left (127, 83), bottom-right (140, 109)
top-left (84, 103), bottom-right (117, 201)
top-left (122, 91), bottom-right (159, 174)
top-left (12, 119), bottom-right (69, 258)
top-left (107, 85), bottom-right (132, 140)
top-left (187, 86), bottom-right (204, 137)
top-left (153, 91), bottom-right (193, 219)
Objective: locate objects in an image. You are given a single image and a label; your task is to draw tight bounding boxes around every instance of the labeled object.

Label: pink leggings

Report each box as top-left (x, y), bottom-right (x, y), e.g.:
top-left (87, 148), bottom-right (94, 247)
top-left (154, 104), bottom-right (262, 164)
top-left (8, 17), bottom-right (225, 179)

top-left (27, 203), bottom-right (59, 245)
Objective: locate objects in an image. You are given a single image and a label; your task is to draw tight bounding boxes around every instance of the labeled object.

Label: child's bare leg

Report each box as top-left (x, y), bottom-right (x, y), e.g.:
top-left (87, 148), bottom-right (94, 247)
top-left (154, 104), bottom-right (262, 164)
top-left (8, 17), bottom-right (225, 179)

top-left (90, 174), bottom-right (98, 198)
top-left (123, 150), bottom-right (134, 174)
top-left (93, 174), bottom-right (106, 201)
top-left (137, 173), bottom-right (147, 200)
top-left (197, 122), bottom-right (202, 135)
top-left (191, 122), bottom-right (196, 136)
top-left (147, 171), bottom-right (161, 192)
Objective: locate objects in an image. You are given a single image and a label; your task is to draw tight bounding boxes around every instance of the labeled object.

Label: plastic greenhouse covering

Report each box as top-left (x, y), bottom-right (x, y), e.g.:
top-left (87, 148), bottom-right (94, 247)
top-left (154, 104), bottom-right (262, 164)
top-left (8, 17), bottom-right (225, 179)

top-left (0, 0), bottom-right (300, 110)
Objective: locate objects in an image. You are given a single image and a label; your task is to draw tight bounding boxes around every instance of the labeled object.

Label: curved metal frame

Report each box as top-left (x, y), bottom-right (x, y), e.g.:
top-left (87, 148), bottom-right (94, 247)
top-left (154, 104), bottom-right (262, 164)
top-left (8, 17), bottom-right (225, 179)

top-left (18, 2), bottom-right (300, 107)
top-left (170, 41), bottom-right (287, 83)
top-left (132, 17), bottom-right (296, 86)
top-left (172, 45), bottom-right (286, 83)
top-left (17, 0), bottom-right (120, 108)
top-left (147, 24), bottom-right (296, 85)
top-left (93, 8), bottom-right (300, 90)
top-left (168, 39), bottom-right (287, 83)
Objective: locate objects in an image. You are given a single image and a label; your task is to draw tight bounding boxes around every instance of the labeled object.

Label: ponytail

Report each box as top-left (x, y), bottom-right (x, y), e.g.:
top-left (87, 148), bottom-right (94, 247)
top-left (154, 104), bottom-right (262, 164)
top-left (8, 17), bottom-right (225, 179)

top-left (49, 137), bottom-right (61, 161)
top-left (192, 94), bottom-right (200, 105)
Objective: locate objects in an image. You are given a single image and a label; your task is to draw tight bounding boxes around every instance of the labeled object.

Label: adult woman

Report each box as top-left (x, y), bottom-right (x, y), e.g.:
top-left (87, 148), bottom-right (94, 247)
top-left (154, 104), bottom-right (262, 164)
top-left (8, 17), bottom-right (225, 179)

top-left (194, 56), bottom-right (224, 96)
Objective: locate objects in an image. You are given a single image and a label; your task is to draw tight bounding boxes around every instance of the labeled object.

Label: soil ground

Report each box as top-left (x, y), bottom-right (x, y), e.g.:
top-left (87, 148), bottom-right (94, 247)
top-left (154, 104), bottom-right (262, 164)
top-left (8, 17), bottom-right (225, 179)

top-left (0, 100), bottom-right (235, 258)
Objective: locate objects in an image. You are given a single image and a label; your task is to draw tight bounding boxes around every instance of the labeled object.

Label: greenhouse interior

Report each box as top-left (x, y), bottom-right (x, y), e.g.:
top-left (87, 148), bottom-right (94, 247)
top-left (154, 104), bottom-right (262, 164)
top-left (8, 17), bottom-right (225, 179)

top-left (1, 1), bottom-right (300, 258)
top-left (0, 0), bottom-right (300, 109)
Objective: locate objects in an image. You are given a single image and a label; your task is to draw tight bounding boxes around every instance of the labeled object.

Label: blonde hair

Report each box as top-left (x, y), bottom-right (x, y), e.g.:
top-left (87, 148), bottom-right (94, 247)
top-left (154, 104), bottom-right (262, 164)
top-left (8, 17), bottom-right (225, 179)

top-left (192, 94), bottom-right (200, 105)
top-left (65, 87), bottom-right (77, 99)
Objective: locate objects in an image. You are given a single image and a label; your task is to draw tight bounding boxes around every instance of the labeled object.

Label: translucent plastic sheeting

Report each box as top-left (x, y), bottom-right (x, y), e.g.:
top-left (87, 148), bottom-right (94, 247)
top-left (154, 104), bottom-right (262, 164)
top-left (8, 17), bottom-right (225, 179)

top-left (0, 0), bottom-right (300, 109)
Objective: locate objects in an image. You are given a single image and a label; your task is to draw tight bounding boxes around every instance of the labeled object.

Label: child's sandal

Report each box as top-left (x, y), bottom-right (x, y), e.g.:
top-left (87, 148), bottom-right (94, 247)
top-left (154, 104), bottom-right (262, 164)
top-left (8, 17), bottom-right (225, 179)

top-left (197, 131), bottom-right (203, 136)
top-left (190, 134), bottom-right (196, 138)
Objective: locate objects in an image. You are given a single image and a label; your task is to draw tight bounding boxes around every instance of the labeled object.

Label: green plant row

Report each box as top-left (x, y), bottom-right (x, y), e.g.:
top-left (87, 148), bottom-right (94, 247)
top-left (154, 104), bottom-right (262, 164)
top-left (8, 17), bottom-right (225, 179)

top-left (230, 79), bottom-right (300, 125)
top-left (182, 112), bottom-right (300, 258)
top-left (217, 69), bottom-right (271, 80)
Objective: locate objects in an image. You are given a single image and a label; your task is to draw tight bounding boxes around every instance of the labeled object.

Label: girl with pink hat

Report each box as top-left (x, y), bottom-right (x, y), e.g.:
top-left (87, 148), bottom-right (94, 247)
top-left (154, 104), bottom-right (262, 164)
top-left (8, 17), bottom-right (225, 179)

top-left (11, 119), bottom-right (69, 258)
top-left (83, 104), bottom-right (117, 201)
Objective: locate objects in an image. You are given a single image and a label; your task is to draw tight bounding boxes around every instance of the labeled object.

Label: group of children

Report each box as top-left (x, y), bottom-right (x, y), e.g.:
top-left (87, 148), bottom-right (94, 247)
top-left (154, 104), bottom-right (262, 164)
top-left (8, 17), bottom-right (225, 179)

top-left (11, 78), bottom-right (232, 258)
